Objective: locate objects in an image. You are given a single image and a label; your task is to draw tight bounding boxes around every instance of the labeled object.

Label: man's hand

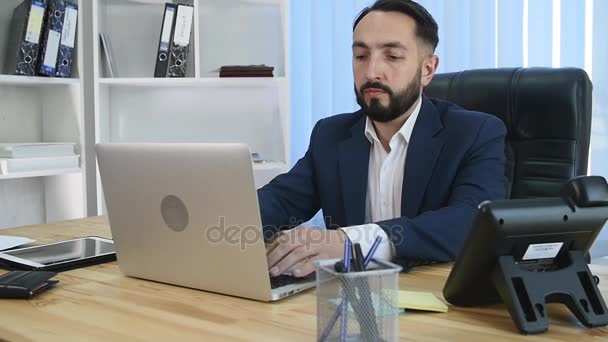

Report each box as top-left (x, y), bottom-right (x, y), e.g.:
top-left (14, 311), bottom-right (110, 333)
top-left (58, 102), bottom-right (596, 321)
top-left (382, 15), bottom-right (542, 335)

top-left (267, 227), bottom-right (347, 278)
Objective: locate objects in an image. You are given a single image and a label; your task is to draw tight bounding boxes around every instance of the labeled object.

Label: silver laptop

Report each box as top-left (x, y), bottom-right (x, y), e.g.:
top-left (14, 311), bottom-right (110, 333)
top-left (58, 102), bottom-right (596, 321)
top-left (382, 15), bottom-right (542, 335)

top-left (95, 143), bottom-right (315, 301)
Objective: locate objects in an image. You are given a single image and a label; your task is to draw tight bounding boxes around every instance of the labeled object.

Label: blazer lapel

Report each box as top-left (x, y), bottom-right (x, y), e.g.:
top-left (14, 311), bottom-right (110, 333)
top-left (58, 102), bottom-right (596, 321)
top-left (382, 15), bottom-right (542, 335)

top-left (402, 96), bottom-right (445, 218)
top-left (338, 114), bottom-right (370, 226)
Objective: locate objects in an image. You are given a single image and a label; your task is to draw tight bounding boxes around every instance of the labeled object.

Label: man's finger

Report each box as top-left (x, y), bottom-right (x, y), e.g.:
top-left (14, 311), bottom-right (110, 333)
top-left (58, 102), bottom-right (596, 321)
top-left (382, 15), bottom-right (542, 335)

top-left (267, 242), bottom-right (295, 270)
top-left (265, 231), bottom-right (283, 255)
top-left (266, 228), bottom-right (308, 267)
top-left (271, 246), bottom-right (315, 277)
top-left (292, 258), bottom-right (317, 278)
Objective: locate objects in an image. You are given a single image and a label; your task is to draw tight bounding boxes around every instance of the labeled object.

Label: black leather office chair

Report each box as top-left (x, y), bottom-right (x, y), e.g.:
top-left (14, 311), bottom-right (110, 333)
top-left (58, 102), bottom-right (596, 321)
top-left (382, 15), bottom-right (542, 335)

top-left (425, 67), bottom-right (593, 199)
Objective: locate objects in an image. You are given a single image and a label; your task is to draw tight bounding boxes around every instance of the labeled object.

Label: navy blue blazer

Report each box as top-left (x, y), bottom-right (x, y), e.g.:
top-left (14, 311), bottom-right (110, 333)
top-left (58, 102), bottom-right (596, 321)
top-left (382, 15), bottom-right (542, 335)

top-left (258, 96), bottom-right (507, 266)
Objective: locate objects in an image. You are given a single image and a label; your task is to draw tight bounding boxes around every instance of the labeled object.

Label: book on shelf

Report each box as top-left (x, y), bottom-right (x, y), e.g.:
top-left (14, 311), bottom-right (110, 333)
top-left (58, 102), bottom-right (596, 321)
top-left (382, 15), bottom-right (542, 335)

top-left (251, 152), bottom-right (275, 164)
top-left (219, 65), bottom-right (274, 78)
top-left (0, 143), bottom-right (76, 158)
top-left (251, 152), bottom-right (263, 163)
top-left (99, 32), bottom-right (116, 78)
top-left (0, 155), bottom-right (79, 174)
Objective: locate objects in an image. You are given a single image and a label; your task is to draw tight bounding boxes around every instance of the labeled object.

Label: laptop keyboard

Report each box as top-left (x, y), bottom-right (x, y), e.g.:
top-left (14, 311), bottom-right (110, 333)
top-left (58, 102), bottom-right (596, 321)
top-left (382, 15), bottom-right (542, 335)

top-left (270, 274), bottom-right (315, 289)
top-left (270, 274), bottom-right (296, 289)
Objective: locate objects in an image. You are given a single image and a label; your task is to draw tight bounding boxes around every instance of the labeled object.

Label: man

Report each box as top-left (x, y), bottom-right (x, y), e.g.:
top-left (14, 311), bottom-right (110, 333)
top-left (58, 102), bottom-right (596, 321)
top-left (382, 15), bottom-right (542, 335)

top-left (259, 0), bottom-right (506, 278)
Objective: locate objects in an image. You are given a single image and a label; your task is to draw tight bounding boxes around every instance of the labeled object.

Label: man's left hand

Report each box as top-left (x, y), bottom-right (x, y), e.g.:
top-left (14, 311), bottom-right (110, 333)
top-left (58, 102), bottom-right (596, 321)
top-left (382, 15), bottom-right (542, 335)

top-left (267, 227), bottom-right (347, 278)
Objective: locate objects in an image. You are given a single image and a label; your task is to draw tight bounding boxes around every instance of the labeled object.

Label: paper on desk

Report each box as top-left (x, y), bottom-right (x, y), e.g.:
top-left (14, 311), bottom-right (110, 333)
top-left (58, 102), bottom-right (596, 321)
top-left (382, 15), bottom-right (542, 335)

top-left (0, 236), bottom-right (34, 251)
top-left (399, 290), bottom-right (448, 313)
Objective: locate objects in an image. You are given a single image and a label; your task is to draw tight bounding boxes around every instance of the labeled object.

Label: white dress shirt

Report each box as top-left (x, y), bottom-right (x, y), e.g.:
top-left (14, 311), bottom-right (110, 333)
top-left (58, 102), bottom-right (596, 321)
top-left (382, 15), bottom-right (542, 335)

top-left (339, 96), bottom-right (422, 261)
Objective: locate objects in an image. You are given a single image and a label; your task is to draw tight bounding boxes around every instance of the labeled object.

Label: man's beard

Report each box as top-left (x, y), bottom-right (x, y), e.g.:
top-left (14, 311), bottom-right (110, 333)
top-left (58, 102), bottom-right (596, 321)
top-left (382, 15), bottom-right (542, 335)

top-left (355, 73), bottom-right (421, 123)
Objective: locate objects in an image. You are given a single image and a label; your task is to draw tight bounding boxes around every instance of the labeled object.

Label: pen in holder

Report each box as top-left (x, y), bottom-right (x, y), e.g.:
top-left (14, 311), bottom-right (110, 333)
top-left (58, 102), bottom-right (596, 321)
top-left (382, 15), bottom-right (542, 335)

top-left (315, 258), bottom-right (402, 342)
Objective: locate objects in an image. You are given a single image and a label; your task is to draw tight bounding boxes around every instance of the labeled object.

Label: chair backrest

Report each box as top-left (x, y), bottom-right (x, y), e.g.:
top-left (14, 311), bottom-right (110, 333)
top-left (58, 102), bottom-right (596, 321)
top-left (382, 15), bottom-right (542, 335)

top-left (424, 67), bottom-right (593, 199)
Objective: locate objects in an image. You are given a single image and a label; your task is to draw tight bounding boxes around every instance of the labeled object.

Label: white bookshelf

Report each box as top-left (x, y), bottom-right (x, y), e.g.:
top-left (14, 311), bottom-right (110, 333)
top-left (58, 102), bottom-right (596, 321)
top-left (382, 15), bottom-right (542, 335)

top-left (0, 168), bottom-right (81, 180)
top-left (0, 0), bottom-right (86, 229)
top-left (91, 0), bottom-right (290, 214)
top-left (0, 74), bottom-right (80, 86)
top-left (98, 76), bottom-right (287, 87)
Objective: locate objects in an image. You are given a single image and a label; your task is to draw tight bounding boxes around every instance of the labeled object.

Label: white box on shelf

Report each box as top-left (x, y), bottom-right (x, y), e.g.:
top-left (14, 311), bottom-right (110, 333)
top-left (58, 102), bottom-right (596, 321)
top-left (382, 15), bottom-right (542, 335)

top-left (0, 155), bottom-right (80, 174)
top-left (0, 142), bottom-right (76, 158)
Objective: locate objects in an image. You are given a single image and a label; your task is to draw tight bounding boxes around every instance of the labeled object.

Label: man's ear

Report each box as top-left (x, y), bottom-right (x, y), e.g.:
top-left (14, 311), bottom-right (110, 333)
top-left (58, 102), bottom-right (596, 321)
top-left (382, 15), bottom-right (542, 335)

top-left (421, 54), bottom-right (439, 87)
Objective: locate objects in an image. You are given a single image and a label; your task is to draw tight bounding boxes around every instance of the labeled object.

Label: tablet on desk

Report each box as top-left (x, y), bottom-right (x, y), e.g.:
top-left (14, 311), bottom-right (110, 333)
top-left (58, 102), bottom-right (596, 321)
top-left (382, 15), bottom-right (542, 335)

top-left (0, 237), bottom-right (116, 272)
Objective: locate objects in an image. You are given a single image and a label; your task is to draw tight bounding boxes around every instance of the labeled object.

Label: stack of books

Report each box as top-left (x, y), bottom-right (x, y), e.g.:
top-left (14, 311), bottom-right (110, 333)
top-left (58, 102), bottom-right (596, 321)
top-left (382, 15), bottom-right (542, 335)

top-left (0, 143), bottom-right (79, 174)
top-left (219, 65), bottom-right (275, 78)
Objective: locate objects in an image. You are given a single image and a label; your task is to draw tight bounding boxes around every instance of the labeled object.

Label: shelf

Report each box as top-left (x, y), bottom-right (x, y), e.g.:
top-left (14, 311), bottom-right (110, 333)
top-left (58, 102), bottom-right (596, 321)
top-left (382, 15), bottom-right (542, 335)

top-left (0, 168), bottom-right (82, 180)
top-left (253, 161), bottom-right (288, 171)
top-left (0, 75), bottom-right (80, 87)
top-left (239, 0), bottom-right (282, 4)
top-left (98, 77), bottom-right (285, 88)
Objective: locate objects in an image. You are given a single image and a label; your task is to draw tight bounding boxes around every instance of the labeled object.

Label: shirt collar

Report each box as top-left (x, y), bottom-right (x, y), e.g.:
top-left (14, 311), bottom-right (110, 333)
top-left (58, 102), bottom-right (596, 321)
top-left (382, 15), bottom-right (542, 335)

top-left (364, 95), bottom-right (423, 145)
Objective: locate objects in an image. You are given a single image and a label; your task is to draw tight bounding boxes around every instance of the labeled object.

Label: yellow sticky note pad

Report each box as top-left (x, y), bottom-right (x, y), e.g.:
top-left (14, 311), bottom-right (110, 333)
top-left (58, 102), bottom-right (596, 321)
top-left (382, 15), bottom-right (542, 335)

top-left (398, 290), bottom-right (448, 313)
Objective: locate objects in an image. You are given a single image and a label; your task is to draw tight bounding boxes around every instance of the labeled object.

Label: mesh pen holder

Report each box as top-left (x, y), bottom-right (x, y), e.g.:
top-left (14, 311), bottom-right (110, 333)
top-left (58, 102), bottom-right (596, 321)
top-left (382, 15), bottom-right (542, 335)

top-left (315, 259), bottom-right (402, 342)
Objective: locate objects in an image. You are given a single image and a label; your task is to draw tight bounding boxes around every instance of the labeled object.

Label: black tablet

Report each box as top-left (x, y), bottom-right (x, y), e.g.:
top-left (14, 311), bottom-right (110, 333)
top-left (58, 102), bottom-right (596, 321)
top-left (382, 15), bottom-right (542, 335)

top-left (0, 236), bottom-right (116, 272)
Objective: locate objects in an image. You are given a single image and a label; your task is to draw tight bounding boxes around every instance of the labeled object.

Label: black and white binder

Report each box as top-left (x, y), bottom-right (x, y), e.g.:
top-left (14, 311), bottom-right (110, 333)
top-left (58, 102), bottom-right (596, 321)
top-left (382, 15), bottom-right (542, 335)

top-left (37, 0), bottom-right (65, 77)
top-left (3, 0), bottom-right (48, 76)
top-left (56, 1), bottom-right (78, 78)
top-left (154, 3), bottom-right (177, 77)
top-left (167, 4), bottom-right (194, 78)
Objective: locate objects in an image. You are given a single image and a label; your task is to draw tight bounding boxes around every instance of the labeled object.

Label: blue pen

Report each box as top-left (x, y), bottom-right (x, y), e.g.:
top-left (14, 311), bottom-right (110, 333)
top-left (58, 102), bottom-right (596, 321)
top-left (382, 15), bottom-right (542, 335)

top-left (319, 239), bottom-right (352, 342)
top-left (363, 236), bottom-right (383, 269)
top-left (344, 239), bottom-right (352, 272)
top-left (340, 239), bottom-right (351, 341)
top-left (319, 304), bottom-right (341, 341)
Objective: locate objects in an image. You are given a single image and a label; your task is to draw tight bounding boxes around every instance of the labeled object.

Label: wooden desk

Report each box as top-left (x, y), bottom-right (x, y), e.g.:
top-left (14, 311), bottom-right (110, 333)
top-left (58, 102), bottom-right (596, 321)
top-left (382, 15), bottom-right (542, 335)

top-left (0, 217), bottom-right (607, 341)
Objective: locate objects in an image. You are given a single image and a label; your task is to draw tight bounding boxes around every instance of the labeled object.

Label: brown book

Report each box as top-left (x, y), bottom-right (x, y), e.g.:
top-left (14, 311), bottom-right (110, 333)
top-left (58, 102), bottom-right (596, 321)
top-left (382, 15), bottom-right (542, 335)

top-left (220, 65), bottom-right (274, 72)
top-left (220, 70), bottom-right (273, 74)
top-left (220, 73), bottom-right (274, 78)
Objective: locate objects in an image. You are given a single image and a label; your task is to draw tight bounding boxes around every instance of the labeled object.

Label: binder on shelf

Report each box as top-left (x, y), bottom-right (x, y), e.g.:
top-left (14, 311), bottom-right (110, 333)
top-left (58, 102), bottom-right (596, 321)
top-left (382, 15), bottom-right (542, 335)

top-left (56, 1), bottom-right (78, 78)
top-left (37, 0), bottom-right (65, 77)
top-left (167, 4), bottom-right (194, 78)
top-left (3, 0), bottom-right (48, 76)
top-left (0, 155), bottom-right (79, 174)
top-left (154, 3), bottom-right (177, 78)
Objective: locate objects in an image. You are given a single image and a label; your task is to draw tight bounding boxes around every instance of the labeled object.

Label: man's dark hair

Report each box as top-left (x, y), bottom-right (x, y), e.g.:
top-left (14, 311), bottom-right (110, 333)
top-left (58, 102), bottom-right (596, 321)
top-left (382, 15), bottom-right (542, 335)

top-left (353, 0), bottom-right (439, 53)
